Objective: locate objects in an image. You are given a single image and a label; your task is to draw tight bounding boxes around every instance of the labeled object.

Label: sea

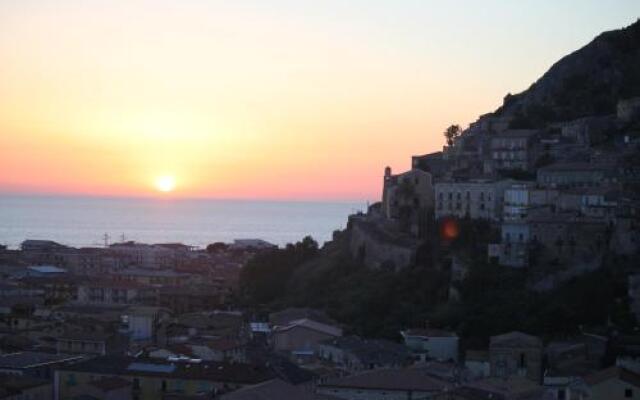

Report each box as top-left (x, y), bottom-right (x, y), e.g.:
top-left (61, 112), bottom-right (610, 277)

top-left (0, 195), bottom-right (366, 249)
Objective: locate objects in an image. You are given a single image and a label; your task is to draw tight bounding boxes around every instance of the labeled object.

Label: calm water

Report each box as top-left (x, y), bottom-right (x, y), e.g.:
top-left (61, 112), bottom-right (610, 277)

top-left (0, 195), bottom-right (365, 249)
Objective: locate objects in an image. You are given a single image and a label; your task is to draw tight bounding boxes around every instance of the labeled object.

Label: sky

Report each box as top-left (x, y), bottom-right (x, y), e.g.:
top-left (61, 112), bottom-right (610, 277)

top-left (0, 1), bottom-right (639, 201)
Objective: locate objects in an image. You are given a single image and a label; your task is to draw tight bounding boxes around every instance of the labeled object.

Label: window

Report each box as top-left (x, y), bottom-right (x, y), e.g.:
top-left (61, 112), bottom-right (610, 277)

top-left (66, 374), bottom-right (76, 387)
top-left (133, 378), bottom-right (140, 389)
top-left (161, 380), bottom-right (167, 392)
top-left (558, 388), bottom-right (566, 400)
top-left (519, 353), bottom-right (526, 369)
top-left (626, 388), bottom-right (633, 398)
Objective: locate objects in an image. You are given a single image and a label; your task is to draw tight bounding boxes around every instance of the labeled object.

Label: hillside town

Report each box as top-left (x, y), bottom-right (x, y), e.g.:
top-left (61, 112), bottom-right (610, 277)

top-left (1, 18), bottom-right (640, 400)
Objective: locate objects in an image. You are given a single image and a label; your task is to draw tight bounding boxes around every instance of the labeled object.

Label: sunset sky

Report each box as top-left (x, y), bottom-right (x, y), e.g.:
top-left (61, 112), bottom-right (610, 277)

top-left (1, 1), bottom-right (639, 201)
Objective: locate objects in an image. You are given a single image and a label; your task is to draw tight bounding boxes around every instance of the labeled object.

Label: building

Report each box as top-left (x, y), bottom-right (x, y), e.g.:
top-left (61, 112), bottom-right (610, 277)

top-left (316, 336), bottom-right (410, 372)
top-left (121, 306), bottom-right (170, 342)
top-left (537, 162), bottom-right (614, 188)
top-left (411, 152), bottom-right (452, 179)
top-left (348, 216), bottom-right (419, 270)
top-left (464, 350), bottom-right (490, 379)
top-left (317, 368), bottom-right (448, 400)
top-left (489, 331), bottom-right (543, 383)
top-left (56, 331), bottom-right (125, 356)
top-left (76, 280), bottom-right (156, 306)
top-left (54, 356), bottom-right (274, 400)
top-left (401, 329), bottom-right (459, 362)
top-left (489, 129), bottom-right (539, 172)
top-left (502, 183), bottom-right (558, 221)
top-left (435, 180), bottom-right (511, 221)
top-left (381, 167), bottom-right (434, 236)
top-left (109, 268), bottom-right (192, 287)
top-left (271, 319), bottom-right (342, 355)
top-left (67, 376), bottom-right (132, 400)
top-left (584, 366), bottom-right (640, 400)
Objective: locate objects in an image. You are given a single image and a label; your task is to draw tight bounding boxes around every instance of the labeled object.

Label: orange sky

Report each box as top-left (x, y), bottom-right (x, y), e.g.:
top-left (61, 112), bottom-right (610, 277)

top-left (1, 1), bottom-right (638, 201)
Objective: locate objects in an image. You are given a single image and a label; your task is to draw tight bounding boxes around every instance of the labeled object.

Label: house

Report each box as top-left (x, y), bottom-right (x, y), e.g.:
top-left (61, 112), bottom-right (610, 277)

top-left (489, 331), bottom-right (543, 383)
top-left (543, 340), bottom-right (598, 400)
top-left (56, 331), bottom-right (126, 356)
top-left (317, 368), bottom-right (449, 400)
top-left (584, 366), bottom-right (640, 400)
top-left (0, 351), bottom-right (84, 379)
top-left (109, 268), bottom-right (192, 287)
top-left (54, 356), bottom-right (274, 400)
top-left (68, 376), bottom-right (132, 400)
top-left (464, 350), bottom-right (490, 379)
top-left (435, 180), bottom-right (512, 221)
top-left (121, 306), bottom-right (170, 342)
top-left (271, 319), bottom-right (342, 355)
top-left (401, 328), bottom-right (459, 362)
top-left (316, 336), bottom-right (410, 372)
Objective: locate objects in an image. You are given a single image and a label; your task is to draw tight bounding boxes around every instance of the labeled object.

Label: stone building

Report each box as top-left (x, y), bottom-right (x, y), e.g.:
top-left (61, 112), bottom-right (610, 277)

top-left (348, 216), bottom-right (418, 271)
top-left (537, 162), bottom-right (615, 188)
top-left (489, 130), bottom-right (540, 172)
top-left (381, 167), bottom-right (434, 236)
top-left (489, 331), bottom-right (543, 383)
top-left (435, 180), bottom-right (512, 221)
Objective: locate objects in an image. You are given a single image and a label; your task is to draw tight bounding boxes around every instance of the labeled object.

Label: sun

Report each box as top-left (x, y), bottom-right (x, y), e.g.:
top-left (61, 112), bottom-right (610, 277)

top-left (154, 175), bottom-right (176, 193)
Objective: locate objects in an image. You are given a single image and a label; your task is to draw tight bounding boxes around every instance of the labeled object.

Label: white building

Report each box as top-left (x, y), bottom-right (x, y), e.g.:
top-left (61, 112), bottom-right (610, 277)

top-left (401, 328), bottom-right (459, 362)
top-left (435, 180), bottom-right (512, 221)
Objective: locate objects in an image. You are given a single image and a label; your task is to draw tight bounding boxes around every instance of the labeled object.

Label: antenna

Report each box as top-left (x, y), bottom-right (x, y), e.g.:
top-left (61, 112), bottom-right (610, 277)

top-left (120, 233), bottom-right (126, 243)
top-left (103, 233), bottom-right (110, 247)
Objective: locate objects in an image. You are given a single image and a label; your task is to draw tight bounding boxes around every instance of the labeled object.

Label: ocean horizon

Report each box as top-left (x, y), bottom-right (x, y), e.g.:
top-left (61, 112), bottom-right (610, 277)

top-left (0, 194), bottom-right (366, 250)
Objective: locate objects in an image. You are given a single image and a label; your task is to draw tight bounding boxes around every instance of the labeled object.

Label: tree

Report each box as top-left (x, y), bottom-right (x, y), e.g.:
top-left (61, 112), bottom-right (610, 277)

top-left (444, 124), bottom-right (462, 146)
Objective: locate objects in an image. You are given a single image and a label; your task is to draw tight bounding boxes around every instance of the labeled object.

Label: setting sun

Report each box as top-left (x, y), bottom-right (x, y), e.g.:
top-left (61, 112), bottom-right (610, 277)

top-left (155, 176), bottom-right (176, 193)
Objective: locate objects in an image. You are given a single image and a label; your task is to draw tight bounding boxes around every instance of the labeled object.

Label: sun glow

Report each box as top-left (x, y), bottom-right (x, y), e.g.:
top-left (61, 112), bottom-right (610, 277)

top-left (154, 176), bottom-right (176, 193)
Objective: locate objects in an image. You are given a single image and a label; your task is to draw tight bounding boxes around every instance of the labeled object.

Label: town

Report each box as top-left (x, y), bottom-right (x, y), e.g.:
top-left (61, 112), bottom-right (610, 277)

top-left (1, 15), bottom-right (640, 400)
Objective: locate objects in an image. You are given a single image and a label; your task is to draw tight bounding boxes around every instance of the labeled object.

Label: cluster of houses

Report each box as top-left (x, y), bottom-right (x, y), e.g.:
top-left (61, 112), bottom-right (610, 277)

top-left (2, 299), bottom-right (640, 399)
top-left (349, 98), bottom-right (640, 283)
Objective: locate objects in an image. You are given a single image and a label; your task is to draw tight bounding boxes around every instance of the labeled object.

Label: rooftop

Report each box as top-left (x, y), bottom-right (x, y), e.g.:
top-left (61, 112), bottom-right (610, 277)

top-left (0, 351), bottom-right (83, 369)
top-left (220, 379), bottom-right (334, 400)
top-left (273, 318), bottom-right (342, 337)
top-left (320, 369), bottom-right (448, 392)
top-left (58, 356), bottom-right (274, 384)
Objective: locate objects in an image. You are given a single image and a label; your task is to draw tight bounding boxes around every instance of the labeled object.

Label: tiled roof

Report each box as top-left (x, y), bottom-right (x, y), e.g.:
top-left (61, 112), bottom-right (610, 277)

top-left (58, 356), bottom-right (274, 384)
top-left (321, 369), bottom-right (448, 392)
top-left (220, 379), bottom-right (335, 400)
top-left (584, 366), bottom-right (640, 387)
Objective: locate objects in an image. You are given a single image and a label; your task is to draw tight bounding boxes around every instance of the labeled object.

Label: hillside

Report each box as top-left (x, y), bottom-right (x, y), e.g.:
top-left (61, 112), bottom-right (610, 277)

top-left (495, 19), bottom-right (640, 127)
